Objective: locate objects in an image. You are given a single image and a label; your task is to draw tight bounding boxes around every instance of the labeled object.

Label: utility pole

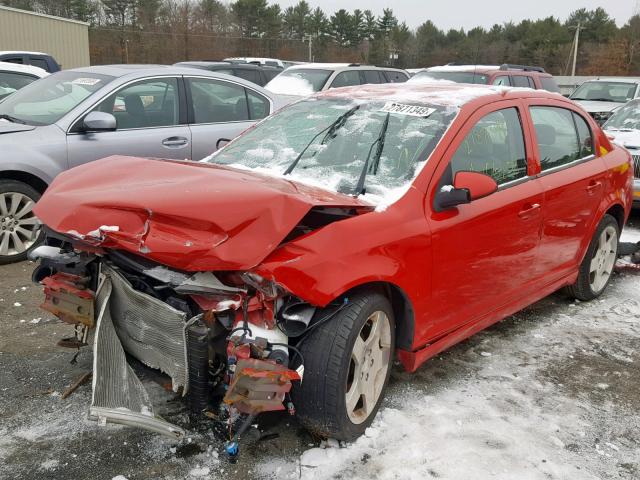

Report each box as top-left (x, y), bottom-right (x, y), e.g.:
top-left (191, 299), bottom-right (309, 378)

top-left (571, 22), bottom-right (581, 78)
top-left (304, 35), bottom-right (313, 63)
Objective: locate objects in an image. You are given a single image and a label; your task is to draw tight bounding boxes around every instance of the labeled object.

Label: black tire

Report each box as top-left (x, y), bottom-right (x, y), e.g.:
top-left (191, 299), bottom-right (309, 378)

top-left (566, 214), bottom-right (620, 301)
top-left (0, 179), bottom-right (43, 265)
top-left (292, 291), bottom-right (395, 441)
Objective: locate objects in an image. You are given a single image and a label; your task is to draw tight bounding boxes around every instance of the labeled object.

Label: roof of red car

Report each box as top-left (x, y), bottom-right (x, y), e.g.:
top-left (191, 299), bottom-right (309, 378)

top-left (318, 82), bottom-right (567, 108)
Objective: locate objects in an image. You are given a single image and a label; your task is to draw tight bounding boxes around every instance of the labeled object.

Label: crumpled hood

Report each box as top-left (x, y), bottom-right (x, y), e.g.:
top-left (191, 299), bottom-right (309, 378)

top-left (35, 156), bottom-right (368, 271)
top-left (0, 120), bottom-right (36, 134)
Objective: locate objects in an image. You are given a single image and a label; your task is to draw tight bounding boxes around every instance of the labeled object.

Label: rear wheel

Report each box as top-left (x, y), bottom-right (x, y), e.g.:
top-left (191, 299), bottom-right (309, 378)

top-left (567, 214), bottom-right (619, 301)
top-left (0, 180), bottom-right (42, 265)
top-left (292, 291), bottom-right (395, 441)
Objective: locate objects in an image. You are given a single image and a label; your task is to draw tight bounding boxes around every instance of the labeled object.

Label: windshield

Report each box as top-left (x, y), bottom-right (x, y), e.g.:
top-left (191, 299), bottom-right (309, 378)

top-left (206, 98), bottom-right (457, 203)
top-left (266, 69), bottom-right (333, 95)
top-left (570, 81), bottom-right (637, 103)
top-left (604, 100), bottom-right (640, 130)
top-left (409, 71), bottom-right (489, 85)
top-left (0, 71), bottom-right (113, 125)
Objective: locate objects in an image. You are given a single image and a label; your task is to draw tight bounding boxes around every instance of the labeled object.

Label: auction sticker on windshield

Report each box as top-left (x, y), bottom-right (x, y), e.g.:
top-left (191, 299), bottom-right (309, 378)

top-left (380, 102), bottom-right (436, 117)
top-left (71, 78), bottom-right (103, 86)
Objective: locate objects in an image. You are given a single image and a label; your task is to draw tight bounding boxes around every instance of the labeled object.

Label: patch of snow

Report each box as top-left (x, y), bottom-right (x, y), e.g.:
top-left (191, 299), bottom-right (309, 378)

top-left (188, 466), bottom-right (210, 477)
top-left (40, 459), bottom-right (59, 470)
top-left (112, 476), bottom-right (128, 480)
top-left (13, 302), bottom-right (21, 307)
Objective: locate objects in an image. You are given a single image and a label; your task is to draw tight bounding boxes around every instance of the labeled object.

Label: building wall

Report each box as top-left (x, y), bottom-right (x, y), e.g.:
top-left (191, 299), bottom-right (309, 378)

top-left (0, 6), bottom-right (89, 69)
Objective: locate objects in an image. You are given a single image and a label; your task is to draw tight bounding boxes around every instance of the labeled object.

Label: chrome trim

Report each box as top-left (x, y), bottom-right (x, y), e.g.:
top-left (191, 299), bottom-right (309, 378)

top-left (536, 154), bottom-right (596, 177)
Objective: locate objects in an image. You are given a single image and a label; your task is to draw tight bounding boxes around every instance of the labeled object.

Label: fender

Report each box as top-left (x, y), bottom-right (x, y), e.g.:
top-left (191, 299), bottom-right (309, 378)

top-left (255, 187), bottom-right (432, 351)
top-left (575, 145), bottom-right (633, 265)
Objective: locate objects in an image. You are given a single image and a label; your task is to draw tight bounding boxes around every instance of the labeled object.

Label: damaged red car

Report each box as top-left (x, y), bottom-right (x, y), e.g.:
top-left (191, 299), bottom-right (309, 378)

top-left (30, 83), bottom-right (633, 447)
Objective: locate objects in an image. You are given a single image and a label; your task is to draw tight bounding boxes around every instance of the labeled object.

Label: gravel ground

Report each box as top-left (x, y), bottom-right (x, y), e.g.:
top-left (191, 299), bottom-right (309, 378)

top-left (0, 212), bottom-right (639, 480)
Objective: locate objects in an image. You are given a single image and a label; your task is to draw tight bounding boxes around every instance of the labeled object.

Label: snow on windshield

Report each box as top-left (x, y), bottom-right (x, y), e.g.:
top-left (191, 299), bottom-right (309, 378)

top-left (205, 97), bottom-right (459, 209)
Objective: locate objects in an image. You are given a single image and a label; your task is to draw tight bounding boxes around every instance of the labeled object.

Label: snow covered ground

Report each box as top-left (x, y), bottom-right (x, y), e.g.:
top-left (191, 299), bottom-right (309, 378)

top-left (260, 225), bottom-right (640, 480)
top-left (0, 219), bottom-right (638, 480)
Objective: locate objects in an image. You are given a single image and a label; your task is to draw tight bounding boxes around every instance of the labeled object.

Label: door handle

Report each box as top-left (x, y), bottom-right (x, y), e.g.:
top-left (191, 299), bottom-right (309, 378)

top-left (216, 138), bottom-right (231, 149)
top-left (162, 136), bottom-right (188, 147)
top-left (518, 203), bottom-right (541, 219)
top-left (586, 181), bottom-right (602, 195)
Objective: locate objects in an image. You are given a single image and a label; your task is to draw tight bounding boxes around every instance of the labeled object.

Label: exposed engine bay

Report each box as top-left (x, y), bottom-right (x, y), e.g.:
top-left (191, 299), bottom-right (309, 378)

top-left (31, 229), bottom-right (347, 457)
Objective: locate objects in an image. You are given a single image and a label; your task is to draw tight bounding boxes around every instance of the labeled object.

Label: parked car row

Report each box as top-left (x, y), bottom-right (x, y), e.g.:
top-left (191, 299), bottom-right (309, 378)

top-left (0, 46), bottom-right (636, 455)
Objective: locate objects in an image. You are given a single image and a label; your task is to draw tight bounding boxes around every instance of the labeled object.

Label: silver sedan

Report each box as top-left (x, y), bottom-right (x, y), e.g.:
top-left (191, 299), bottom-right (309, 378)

top-left (0, 65), bottom-right (291, 263)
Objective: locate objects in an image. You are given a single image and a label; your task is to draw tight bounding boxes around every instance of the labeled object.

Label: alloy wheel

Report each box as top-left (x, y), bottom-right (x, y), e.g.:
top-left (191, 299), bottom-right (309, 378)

top-left (0, 192), bottom-right (40, 257)
top-left (589, 225), bottom-right (618, 293)
top-left (345, 310), bottom-right (392, 424)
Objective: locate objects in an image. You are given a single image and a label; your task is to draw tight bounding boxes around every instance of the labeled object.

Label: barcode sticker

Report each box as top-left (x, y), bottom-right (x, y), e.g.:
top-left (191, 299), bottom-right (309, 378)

top-left (380, 102), bottom-right (436, 117)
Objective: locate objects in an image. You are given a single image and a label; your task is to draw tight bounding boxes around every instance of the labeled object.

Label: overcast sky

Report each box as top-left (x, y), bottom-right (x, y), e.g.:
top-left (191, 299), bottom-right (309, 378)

top-left (274, 0), bottom-right (637, 31)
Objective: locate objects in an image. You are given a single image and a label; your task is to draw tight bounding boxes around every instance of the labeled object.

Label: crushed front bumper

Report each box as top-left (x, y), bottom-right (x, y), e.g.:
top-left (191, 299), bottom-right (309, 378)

top-left (90, 264), bottom-right (188, 439)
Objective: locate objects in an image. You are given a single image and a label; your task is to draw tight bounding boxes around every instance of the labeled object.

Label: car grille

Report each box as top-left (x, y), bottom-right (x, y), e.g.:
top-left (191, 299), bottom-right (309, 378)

top-left (633, 155), bottom-right (640, 178)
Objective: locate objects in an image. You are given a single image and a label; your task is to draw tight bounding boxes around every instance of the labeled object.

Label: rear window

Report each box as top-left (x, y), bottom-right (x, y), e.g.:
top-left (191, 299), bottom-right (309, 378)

top-left (540, 77), bottom-right (560, 93)
top-left (384, 71), bottom-right (408, 83)
top-left (234, 69), bottom-right (261, 84)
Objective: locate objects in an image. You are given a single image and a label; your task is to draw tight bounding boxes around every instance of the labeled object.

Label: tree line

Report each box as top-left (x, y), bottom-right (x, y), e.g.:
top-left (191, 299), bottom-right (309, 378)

top-left (2, 0), bottom-right (640, 74)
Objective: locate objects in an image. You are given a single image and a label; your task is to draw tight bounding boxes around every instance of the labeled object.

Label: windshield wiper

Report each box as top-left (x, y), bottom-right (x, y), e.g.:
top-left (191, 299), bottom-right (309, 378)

top-left (0, 114), bottom-right (26, 124)
top-left (354, 113), bottom-right (390, 196)
top-left (283, 105), bottom-right (360, 175)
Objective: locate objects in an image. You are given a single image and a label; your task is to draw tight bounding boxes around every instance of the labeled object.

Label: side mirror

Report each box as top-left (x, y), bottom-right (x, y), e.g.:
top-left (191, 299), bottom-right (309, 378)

top-left (454, 171), bottom-right (498, 200)
top-left (435, 171), bottom-right (498, 211)
top-left (83, 111), bottom-right (116, 132)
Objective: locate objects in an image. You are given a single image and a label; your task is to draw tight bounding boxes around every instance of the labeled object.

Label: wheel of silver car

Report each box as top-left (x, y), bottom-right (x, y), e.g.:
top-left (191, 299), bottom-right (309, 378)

top-left (0, 180), bottom-right (42, 264)
top-left (345, 310), bottom-right (392, 424)
top-left (567, 214), bottom-right (620, 301)
top-left (292, 291), bottom-right (395, 441)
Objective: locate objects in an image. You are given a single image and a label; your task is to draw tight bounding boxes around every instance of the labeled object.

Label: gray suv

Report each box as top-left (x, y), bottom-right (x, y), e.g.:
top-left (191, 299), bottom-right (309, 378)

top-left (0, 64), bottom-right (290, 264)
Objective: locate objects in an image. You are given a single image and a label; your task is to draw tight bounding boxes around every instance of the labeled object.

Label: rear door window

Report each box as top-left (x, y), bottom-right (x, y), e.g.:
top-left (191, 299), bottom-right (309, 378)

top-left (512, 76), bottom-right (531, 88)
top-left (530, 106), bottom-right (583, 171)
top-left (362, 70), bottom-right (383, 84)
top-left (187, 78), bottom-right (249, 123)
top-left (492, 76), bottom-right (511, 86)
top-left (449, 107), bottom-right (527, 185)
top-left (2, 56), bottom-right (24, 65)
top-left (330, 71), bottom-right (361, 88)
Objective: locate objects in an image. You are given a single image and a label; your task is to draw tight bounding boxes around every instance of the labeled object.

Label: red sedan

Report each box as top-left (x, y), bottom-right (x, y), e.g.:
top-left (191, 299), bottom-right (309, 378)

top-left (31, 83), bottom-right (633, 446)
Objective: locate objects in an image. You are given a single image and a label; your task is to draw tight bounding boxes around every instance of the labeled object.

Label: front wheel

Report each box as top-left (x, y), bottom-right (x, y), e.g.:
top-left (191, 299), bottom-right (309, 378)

top-left (567, 214), bottom-right (619, 301)
top-left (292, 291), bottom-right (395, 441)
top-left (0, 180), bottom-right (42, 264)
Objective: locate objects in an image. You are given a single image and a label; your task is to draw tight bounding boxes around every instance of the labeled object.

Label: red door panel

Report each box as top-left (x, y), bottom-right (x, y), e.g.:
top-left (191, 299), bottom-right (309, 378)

top-left (424, 100), bottom-right (543, 341)
top-left (526, 103), bottom-right (607, 279)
